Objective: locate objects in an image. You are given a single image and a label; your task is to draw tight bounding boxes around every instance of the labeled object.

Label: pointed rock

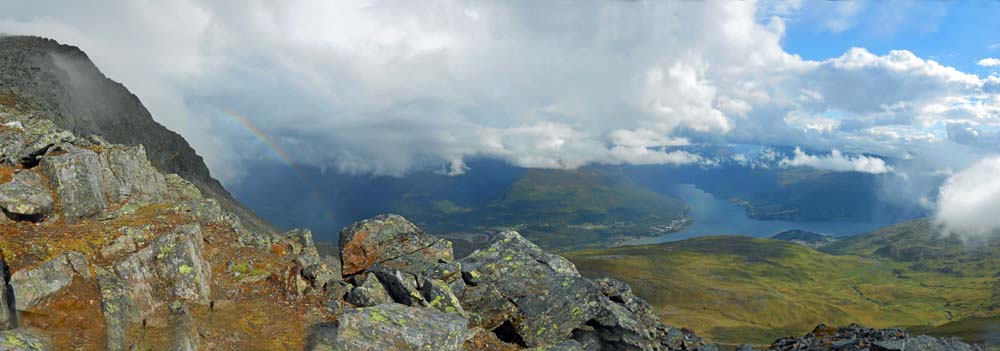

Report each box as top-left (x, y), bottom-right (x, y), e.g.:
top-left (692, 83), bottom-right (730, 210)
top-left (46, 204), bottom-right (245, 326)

top-left (338, 214), bottom-right (453, 277)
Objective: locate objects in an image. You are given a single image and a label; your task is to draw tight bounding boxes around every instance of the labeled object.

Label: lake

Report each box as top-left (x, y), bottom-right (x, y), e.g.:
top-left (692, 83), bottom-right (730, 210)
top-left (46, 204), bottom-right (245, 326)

top-left (625, 184), bottom-right (899, 245)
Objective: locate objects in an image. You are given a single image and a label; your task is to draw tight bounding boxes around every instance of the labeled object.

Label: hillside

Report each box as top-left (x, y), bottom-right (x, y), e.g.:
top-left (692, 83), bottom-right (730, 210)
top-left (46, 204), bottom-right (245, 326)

top-left (565, 226), bottom-right (998, 347)
top-left (395, 167), bottom-right (691, 252)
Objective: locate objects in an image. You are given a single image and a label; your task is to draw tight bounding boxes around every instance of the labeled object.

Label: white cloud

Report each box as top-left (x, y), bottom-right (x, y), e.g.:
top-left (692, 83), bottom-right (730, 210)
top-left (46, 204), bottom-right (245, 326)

top-left (935, 156), bottom-right (1000, 239)
top-left (0, 1), bottom-right (996, 184)
top-left (779, 147), bottom-right (893, 174)
top-left (978, 57), bottom-right (1000, 67)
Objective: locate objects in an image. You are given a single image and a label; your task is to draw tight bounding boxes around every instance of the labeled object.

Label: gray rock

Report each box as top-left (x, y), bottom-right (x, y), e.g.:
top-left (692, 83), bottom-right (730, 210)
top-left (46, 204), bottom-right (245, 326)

top-left (768, 324), bottom-right (985, 351)
top-left (0, 253), bottom-right (15, 330)
top-left (370, 265), bottom-right (426, 307)
top-left (277, 228), bottom-right (320, 266)
top-left (421, 278), bottom-right (466, 317)
top-left (458, 231), bottom-right (602, 347)
top-left (345, 274), bottom-right (392, 308)
top-left (95, 266), bottom-right (134, 351)
top-left (98, 145), bottom-right (168, 205)
top-left (9, 252), bottom-right (89, 311)
top-left (0, 329), bottom-right (51, 351)
top-left (114, 224), bottom-right (211, 317)
top-left (338, 214), bottom-right (453, 276)
top-left (301, 262), bottom-right (339, 293)
top-left (40, 146), bottom-right (108, 222)
top-left (0, 170), bottom-right (53, 220)
top-left (525, 340), bottom-right (585, 351)
top-left (313, 303), bottom-right (469, 351)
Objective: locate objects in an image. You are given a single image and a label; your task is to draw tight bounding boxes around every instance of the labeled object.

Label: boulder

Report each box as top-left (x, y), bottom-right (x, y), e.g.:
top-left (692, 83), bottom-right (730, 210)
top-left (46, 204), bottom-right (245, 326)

top-left (114, 224), bottom-right (211, 317)
top-left (1, 253), bottom-right (15, 330)
top-left (95, 266), bottom-right (134, 351)
top-left (458, 231), bottom-right (602, 347)
top-left (276, 228), bottom-right (320, 266)
top-left (338, 214), bottom-right (453, 276)
top-left (0, 170), bottom-right (53, 220)
top-left (0, 329), bottom-right (51, 351)
top-left (313, 303), bottom-right (469, 351)
top-left (98, 145), bottom-right (168, 205)
top-left (40, 146), bottom-right (108, 222)
top-left (9, 252), bottom-right (89, 311)
top-left (345, 274), bottom-right (392, 308)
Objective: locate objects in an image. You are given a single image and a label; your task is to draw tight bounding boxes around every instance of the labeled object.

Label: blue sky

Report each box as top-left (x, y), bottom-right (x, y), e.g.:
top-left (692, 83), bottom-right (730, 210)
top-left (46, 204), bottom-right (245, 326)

top-left (782, 1), bottom-right (1000, 75)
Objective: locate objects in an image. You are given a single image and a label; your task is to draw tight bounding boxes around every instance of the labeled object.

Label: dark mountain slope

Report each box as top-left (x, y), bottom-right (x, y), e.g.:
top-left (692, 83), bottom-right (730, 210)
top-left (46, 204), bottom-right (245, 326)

top-left (0, 35), bottom-right (274, 235)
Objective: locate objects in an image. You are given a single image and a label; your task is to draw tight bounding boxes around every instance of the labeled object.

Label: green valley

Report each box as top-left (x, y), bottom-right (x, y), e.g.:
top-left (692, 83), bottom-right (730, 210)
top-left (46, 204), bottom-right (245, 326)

top-left (565, 219), bottom-right (999, 347)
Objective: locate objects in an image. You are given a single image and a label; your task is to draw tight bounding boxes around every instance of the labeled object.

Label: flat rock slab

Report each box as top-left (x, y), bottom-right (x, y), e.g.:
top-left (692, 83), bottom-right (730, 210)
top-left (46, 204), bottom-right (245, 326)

top-left (317, 303), bottom-right (468, 351)
top-left (9, 252), bottom-right (89, 311)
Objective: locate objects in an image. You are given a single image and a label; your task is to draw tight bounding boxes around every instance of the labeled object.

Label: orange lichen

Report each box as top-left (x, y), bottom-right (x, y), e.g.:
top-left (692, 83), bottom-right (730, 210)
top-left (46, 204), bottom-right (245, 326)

top-left (19, 277), bottom-right (107, 350)
top-left (0, 166), bottom-right (14, 184)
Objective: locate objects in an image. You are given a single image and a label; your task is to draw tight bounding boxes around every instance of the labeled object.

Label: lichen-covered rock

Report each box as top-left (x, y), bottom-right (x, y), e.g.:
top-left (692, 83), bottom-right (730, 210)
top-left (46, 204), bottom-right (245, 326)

top-left (458, 231), bottom-right (602, 347)
top-left (301, 262), bottom-right (339, 293)
top-left (589, 277), bottom-right (703, 351)
top-left (0, 253), bottom-right (15, 330)
top-left (98, 145), bottom-right (168, 205)
top-left (338, 214), bottom-right (453, 276)
top-left (114, 224), bottom-right (211, 317)
top-left (345, 274), bottom-right (392, 308)
top-left (313, 303), bottom-right (469, 351)
top-left (0, 170), bottom-right (54, 220)
top-left (767, 324), bottom-right (985, 351)
top-left (95, 266), bottom-right (134, 351)
top-left (40, 146), bottom-right (108, 222)
top-left (276, 228), bottom-right (320, 267)
top-left (0, 329), bottom-right (51, 351)
top-left (421, 278), bottom-right (466, 317)
top-left (9, 252), bottom-right (89, 311)
top-left (525, 340), bottom-right (585, 351)
top-left (369, 265), bottom-right (427, 307)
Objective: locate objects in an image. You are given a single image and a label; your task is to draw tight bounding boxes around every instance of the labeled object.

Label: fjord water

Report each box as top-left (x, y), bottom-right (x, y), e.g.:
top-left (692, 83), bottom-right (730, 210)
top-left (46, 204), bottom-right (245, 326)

top-left (626, 184), bottom-right (899, 245)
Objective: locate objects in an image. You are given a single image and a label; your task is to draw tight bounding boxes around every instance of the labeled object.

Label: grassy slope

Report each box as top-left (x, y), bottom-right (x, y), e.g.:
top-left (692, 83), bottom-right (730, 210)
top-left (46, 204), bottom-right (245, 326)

top-left (565, 228), bottom-right (998, 346)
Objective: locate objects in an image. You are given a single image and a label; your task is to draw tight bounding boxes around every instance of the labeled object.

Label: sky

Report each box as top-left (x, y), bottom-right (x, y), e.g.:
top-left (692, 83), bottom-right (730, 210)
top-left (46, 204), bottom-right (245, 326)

top-left (0, 0), bottom-right (998, 238)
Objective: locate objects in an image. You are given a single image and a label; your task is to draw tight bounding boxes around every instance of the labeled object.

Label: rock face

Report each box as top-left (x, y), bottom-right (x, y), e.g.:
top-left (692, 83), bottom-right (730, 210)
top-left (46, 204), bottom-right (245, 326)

top-left (40, 146), bottom-right (108, 222)
top-left (0, 34), bottom-right (274, 234)
top-left (113, 224), bottom-right (211, 317)
top-left (311, 303), bottom-right (469, 351)
top-left (767, 324), bottom-right (985, 351)
top-left (339, 214), bottom-right (453, 276)
top-left (0, 170), bottom-right (53, 220)
top-left (1, 253), bottom-right (15, 330)
top-left (0, 329), bottom-right (51, 351)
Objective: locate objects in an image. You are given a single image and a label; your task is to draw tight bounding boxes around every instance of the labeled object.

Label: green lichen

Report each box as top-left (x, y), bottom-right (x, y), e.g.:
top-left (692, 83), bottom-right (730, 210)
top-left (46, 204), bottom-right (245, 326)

top-left (178, 264), bottom-right (193, 275)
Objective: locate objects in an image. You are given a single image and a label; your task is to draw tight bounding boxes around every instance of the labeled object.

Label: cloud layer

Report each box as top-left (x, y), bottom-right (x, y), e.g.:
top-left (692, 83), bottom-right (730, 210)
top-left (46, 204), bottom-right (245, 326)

top-left (935, 156), bottom-right (1000, 239)
top-left (0, 1), bottom-right (997, 186)
top-left (779, 148), bottom-right (892, 174)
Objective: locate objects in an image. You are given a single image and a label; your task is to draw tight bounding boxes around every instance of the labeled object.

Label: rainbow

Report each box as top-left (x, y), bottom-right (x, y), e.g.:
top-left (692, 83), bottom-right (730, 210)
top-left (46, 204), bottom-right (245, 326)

top-left (221, 108), bottom-right (338, 226)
